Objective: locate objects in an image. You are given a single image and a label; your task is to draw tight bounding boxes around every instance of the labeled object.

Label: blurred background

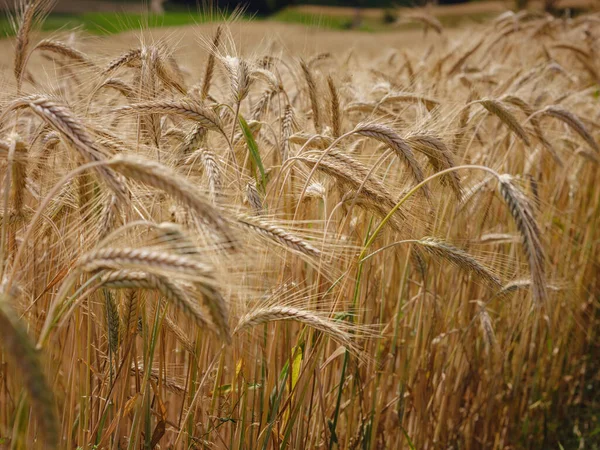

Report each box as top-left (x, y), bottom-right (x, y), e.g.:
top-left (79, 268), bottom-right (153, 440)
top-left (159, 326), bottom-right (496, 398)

top-left (0, 0), bottom-right (595, 37)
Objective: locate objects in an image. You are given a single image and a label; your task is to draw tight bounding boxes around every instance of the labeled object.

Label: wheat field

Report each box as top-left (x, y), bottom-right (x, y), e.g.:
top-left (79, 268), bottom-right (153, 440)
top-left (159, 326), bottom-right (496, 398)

top-left (0, 2), bottom-right (599, 449)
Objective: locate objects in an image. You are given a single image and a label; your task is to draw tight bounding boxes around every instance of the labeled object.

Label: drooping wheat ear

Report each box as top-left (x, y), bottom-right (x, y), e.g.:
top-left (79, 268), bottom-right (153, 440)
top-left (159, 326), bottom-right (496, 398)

top-left (245, 182), bottom-right (264, 215)
top-left (100, 269), bottom-right (218, 337)
top-left (177, 124), bottom-right (207, 161)
top-left (201, 25), bottom-right (223, 100)
top-left (540, 106), bottom-right (599, 153)
top-left (163, 314), bottom-right (196, 354)
top-left (401, 12), bottom-right (443, 35)
top-left (103, 48), bottom-right (141, 75)
top-left (344, 102), bottom-right (400, 121)
top-left (251, 68), bottom-right (281, 93)
top-left (289, 132), bottom-right (334, 149)
top-left (221, 55), bottom-right (252, 102)
top-left (0, 297), bottom-right (59, 450)
top-left (119, 289), bottom-right (139, 348)
top-left (497, 174), bottom-right (547, 306)
top-left (494, 278), bottom-right (561, 299)
top-left (300, 150), bottom-right (401, 218)
top-left (8, 136), bottom-right (28, 215)
top-left (280, 104), bottom-right (296, 162)
top-left (237, 214), bottom-right (321, 258)
top-left (3, 95), bottom-right (127, 198)
top-left (95, 255), bottom-right (229, 343)
top-left (130, 363), bottom-right (186, 396)
top-left (163, 127), bottom-right (186, 142)
top-left (118, 100), bottom-right (223, 134)
top-left (102, 289), bottom-right (120, 355)
top-left (381, 92), bottom-right (440, 112)
top-left (98, 194), bottom-right (119, 240)
top-left (341, 189), bottom-right (404, 232)
top-left (447, 36), bottom-right (485, 75)
top-left (155, 55), bottom-right (186, 95)
top-left (300, 59), bottom-right (322, 133)
top-left (252, 88), bottom-right (276, 121)
top-left (107, 155), bottom-right (235, 247)
top-left (154, 222), bottom-right (201, 256)
top-left (406, 134), bottom-right (462, 199)
top-left (304, 182), bottom-right (326, 199)
top-left (235, 305), bottom-right (353, 350)
top-left (478, 305), bottom-right (497, 355)
top-left (201, 150), bottom-right (222, 204)
top-left (354, 123), bottom-right (428, 193)
top-left (453, 92), bottom-right (474, 153)
top-left (99, 78), bottom-right (135, 99)
top-left (33, 39), bottom-right (96, 69)
top-left (502, 95), bottom-right (562, 165)
top-left (551, 42), bottom-right (591, 59)
top-left (308, 52), bottom-right (332, 67)
top-left (476, 99), bottom-right (531, 146)
top-left (416, 237), bottom-right (502, 288)
top-left (14, 0), bottom-right (38, 90)
top-left (327, 76), bottom-right (342, 138)
top-left (79, 247), bottom-right (214, 275)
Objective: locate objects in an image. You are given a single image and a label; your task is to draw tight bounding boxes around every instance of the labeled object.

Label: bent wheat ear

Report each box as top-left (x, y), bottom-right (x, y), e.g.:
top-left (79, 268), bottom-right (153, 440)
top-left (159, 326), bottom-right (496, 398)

top-left (245, 182), bottom-right (263, 215)
top-left (0, 297), bottom-right (59, 450)
top-left (402, 12), bottom-right (443, 35)
top-left (494, 279), bottom-right (561, 299)
top-left (406, 134), bottom-right (462, 199)
top-left (177, 124), bottom-right (207, 161)
top-left (79, 247), bottom-right (214, 275)
top-left (200, 150), bottom-right (222, 204)
top-left (498, 174), bottom-right (547, 306)
top-left (82, 246), bottom-right (230, 343)
top-left (33, 39), bottom-right (96, 69)
top-left (416, 237), bottom-right (502, 288)
top-left (300, 150), bottom-right (401, 219)
top-left (381, 92), bottom-right (440, 111)
top-left (7, 135), bottom-right (28, 215)
top-left (118, 100), bottom-right (223, 133)
top-left (103, 48), bottom-right (141, 74)
top-left (502, 95), bottom-right (562, 165)
top-left (477, 99), bottom-right (531, 146)
top-left (100, 270), bottom-right (215, 335)
top-left (2, 95), bottom-right (127, 198)
top-left (99, 78), bottom-right (135, 99)
top-left (108, 155), bottom-right (235, 247)
top-left (541, 106), bottom-right (599, 153)
top-left (252, 88), bottom-right (276, 121)
top-left (235, 305), bottom-right (353, 351)
top-left (237, 214), bottom-right (321, 258)
top-left (354, 123), bottom-right (428, 193)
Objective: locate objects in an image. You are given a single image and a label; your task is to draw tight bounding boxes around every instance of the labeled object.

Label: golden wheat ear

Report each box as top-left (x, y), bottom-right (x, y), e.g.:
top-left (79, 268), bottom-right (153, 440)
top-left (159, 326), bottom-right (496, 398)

top-left (497, 174), bottom-right (547, 307)
top-left (0, 295), bottom-right (59, 449)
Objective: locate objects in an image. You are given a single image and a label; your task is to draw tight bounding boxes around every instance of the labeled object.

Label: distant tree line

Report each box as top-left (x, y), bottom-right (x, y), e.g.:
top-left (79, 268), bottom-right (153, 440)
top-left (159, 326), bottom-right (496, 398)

top-left (168, 0), bottom-right (468, 15)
